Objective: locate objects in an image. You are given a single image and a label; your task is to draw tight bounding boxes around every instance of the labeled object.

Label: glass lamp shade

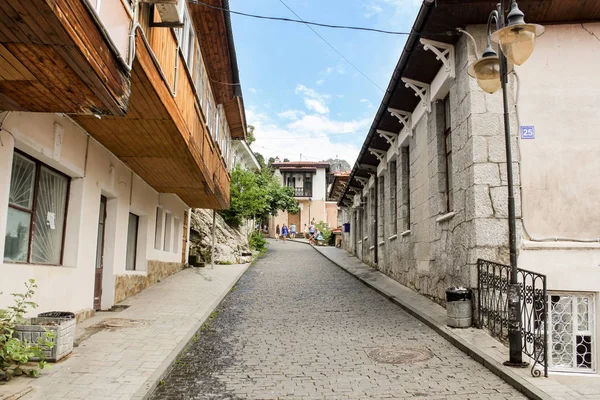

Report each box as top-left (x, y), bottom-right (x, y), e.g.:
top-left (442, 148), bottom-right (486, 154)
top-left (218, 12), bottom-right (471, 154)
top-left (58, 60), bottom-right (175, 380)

top-left (491, 24), bottom-right (545, 66)
top-left (468, 56), bottom-right (501, 94)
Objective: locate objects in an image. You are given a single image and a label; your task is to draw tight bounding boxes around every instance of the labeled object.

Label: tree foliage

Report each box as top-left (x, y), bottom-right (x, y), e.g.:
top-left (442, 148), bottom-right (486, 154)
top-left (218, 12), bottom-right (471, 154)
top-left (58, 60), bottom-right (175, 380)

top-left (220, 166), bottom-right (299, 228)
top-left (246, 125), bottom-right (256, 145)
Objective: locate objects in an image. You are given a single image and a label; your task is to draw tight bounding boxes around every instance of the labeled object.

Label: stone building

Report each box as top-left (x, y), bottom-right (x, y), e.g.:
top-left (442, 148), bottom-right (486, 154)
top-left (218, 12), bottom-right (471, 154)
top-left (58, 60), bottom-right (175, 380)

top-left (336, 0), bottom-right (600, 374)
top-left (0, 0), bottom-right (246, 318)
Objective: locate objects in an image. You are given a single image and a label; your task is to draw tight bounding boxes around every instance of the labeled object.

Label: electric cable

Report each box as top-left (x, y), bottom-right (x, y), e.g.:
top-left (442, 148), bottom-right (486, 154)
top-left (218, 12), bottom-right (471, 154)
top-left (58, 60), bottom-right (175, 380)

top-left (258, 130), bottom-right (363, 140)
top-left (277, 0), bottom-right (385, 93)
top-left (194, 1), bottom-right (411, 36)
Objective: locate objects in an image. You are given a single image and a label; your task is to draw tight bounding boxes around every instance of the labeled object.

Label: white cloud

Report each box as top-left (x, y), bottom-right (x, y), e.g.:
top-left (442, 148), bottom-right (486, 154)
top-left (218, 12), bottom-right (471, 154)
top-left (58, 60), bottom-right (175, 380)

top-left (364, 0), bottom-right (420, 17)
top-left (295, 84), bottom-right (330, 115)
top-left (364, 3), bottom-right (383, 17)
top-left (316, 79), bottom-right (325, 85)
top-left (246, 109), bottom-right (369, 166)
top-left (248, 87), bottom-right (257, 93)
top-left (278, 109), bottom-right (306, 121)
top-left (360, 98), bottom-right (375, 108)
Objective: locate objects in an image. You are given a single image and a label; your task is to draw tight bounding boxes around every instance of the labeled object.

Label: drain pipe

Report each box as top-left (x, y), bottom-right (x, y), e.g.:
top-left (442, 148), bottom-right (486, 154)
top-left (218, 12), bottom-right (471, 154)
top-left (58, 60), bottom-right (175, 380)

top-left (211, 210), bottom-right (216, 269)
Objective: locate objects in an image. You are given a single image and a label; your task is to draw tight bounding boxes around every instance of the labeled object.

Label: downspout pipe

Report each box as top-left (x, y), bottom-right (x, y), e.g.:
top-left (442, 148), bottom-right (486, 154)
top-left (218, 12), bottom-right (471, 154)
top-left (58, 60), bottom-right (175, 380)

top-left (339, 0), bottom-right (436, 206)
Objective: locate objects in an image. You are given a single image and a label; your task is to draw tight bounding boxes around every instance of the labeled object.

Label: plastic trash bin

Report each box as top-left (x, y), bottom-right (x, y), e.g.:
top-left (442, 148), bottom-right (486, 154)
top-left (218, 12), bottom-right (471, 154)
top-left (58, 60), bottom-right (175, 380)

top-left (38, 311), bottom-right (75, 319)
top-left (446, 287), bottom-right (472, 328)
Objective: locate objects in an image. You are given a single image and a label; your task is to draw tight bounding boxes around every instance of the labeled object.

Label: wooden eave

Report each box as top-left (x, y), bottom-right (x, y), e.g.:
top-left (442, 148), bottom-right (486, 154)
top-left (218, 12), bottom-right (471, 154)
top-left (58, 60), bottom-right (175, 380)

top-left (224, 97), bottom-right (245, 140)
top-left (74, 34), bottom-right (230, 210)
top-left (0, 0), bottom-right (130, 115)
top-left (189, 0), bottom-right (234, 106)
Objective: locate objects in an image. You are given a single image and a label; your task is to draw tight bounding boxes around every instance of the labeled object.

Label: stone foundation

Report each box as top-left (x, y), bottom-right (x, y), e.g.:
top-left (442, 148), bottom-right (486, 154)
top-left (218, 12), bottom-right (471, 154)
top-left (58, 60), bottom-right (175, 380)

top-left (114, 260), bottom-right (184, 304)
top-left (75, 308), bottom-right (96, 323)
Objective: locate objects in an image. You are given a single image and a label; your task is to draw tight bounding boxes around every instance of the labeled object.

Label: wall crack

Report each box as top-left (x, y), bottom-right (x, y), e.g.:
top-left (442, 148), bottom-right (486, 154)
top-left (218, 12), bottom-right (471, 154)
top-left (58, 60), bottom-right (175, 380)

top-left (582, 23), bottom-right (600, 42)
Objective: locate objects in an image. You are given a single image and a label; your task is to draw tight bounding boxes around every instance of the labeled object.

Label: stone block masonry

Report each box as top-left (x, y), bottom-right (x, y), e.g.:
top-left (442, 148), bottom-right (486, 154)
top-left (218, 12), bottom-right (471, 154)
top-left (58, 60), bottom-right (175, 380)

top-left (114, 260), bottom-right (184, 304)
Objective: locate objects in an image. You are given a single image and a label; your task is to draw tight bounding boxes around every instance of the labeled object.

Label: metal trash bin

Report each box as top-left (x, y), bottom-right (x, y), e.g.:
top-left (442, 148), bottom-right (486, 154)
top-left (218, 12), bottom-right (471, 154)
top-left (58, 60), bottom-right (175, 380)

top-left (446, 287), bottom-right (472, 328)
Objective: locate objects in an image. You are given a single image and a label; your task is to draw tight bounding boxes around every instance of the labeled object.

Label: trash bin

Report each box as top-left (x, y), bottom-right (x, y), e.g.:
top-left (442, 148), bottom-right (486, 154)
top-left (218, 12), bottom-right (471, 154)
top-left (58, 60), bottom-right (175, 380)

top-left (446, 287), bottom-right (472, 328)
top-left (343, 223), bottom-right (350, 233)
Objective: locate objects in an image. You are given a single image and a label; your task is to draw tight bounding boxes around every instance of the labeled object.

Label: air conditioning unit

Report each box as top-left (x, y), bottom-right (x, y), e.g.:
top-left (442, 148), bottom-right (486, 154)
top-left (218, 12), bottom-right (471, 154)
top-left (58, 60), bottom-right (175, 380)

top-left (152, 0), bottom-right (186, 27)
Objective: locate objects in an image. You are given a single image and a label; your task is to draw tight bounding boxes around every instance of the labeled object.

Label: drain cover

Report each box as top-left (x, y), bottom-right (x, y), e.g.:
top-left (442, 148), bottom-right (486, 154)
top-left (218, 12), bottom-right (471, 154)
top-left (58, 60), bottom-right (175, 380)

top-left (366, 347), bottom-right (433, 364)
top-left (93, 318), bottom-right (149, 330)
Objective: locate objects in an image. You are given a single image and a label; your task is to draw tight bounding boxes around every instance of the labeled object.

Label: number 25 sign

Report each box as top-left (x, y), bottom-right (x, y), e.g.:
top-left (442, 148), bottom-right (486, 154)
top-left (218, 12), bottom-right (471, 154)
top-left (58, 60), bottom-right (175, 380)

top-left (520, 126), bottom-right (535, 139)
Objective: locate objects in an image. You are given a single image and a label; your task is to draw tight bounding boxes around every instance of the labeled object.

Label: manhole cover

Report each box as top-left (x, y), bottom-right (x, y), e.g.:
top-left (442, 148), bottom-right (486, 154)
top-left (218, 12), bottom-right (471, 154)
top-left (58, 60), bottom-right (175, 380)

top-left (366, 347), bottom-right (433, 364)
top-left (93, 318), bottom-right (149, 330)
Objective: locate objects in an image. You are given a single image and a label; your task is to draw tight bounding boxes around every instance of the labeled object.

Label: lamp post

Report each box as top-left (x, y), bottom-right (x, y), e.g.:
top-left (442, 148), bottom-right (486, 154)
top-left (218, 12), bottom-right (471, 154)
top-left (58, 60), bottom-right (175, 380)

top-left (466, 0), bottom-right (544, 367)
top-left (308, 197), bottom-right (312, 225)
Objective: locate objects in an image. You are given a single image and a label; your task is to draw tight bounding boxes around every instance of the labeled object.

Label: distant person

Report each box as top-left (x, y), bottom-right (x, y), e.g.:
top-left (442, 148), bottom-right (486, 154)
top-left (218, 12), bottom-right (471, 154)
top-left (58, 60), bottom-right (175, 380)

top-left (308, 223), bottom-right (315, 242)
top-left (275, 224), bottom-right (280, 241)
top-left (303, 224), bottom-right (309, 239)
top-left (282, 224), bottom-right (289, 243)
top-left (290, 223), bottom-right (297, 239)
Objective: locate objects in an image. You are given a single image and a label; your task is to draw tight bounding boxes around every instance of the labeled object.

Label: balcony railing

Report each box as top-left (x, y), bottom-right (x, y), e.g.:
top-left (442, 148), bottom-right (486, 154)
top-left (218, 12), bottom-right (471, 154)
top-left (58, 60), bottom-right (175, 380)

top-left (293, 188), bottom-right (312, 197)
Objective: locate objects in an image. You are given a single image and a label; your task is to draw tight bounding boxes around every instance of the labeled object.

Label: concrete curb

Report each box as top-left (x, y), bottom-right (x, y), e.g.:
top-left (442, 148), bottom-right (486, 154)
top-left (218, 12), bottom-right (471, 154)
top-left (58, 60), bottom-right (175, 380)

top-left (131, 263), bottom-right (251, 400)
top-left (300, 242), bottom-right (551, 400)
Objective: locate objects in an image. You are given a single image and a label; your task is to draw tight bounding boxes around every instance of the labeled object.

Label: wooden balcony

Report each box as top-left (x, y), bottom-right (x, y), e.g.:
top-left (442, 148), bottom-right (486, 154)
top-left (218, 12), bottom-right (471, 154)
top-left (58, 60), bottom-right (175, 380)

top-left (74, 30), bottom-right (230, 209)
top-left (0, 0), bottom-right (129, 115)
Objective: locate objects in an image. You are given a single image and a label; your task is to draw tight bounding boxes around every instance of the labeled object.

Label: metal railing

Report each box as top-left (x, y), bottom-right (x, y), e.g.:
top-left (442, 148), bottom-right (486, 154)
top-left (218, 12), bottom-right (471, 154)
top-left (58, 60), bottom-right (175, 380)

top-left (293, 187), bottom-right (312, 197)
top-left (477, 259), bottom-right (548, 377)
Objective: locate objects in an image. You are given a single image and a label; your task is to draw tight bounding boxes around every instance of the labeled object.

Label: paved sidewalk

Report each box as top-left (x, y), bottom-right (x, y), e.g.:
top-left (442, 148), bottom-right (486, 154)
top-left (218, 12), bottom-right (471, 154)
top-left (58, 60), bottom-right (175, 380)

top-left (302, 243), bottom-right (600, 400)
top-left (0, 263), bottom-right (250, 400)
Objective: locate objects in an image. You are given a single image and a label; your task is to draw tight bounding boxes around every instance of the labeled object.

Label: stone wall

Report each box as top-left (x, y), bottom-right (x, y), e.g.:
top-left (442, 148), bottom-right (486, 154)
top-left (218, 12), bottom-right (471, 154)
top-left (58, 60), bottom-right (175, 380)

top-left (114, 260), bottom-right (183, 304)
top-left (347, 33), bottom-right (518, 305)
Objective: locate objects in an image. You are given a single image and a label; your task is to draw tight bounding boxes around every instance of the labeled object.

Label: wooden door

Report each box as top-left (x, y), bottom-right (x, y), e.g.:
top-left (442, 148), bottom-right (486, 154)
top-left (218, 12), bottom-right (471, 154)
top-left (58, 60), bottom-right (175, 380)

top-left (288, 211), bottom-right (301, 235)
top-left (181, 210), bottom-right (188, 263)
top-left (94, 196), bottom-right (107, 310)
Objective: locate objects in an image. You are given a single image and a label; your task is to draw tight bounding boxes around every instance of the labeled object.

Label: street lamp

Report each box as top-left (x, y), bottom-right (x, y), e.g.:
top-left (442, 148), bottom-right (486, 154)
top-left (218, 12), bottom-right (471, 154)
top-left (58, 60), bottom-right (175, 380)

top-left (466, 0), bottom-right (544, 368)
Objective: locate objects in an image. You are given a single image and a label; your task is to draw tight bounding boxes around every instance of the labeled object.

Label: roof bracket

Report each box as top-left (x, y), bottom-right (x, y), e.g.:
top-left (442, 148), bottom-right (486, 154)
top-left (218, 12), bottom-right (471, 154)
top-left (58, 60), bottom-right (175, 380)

top-left (376, 129), bottom-right (399, 146)
top-left (401, 78), bottom-right (430, 112)
top-left (420, 39), bottom-right (455, 79)
top-left (357, 163), bottom-right (377, 173)
top-left (387, 108), bottom-right (413, 132)
top-left (368, 148), bottom-right (387, 163)
top-left (355, 177), bottom-right (369, 186)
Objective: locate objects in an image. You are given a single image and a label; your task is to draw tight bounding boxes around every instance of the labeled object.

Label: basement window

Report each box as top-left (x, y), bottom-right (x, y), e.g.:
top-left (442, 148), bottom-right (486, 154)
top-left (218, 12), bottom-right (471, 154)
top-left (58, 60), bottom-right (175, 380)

top-left (548, 293), bottom-right (595, 373)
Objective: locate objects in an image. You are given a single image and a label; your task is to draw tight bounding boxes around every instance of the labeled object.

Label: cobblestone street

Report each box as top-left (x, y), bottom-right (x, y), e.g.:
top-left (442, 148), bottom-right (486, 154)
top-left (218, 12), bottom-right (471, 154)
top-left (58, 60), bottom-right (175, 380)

top-left (151, 240), bottom-right (525, 400)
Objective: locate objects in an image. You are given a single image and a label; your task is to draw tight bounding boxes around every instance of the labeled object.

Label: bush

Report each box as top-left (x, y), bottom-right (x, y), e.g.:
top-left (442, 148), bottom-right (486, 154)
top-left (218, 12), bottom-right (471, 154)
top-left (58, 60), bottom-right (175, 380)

top-left (1, 280), bottom-right (55, 381)
top-left (315, 222), bottom-right (332, 244)
top-left (249, 231), bottom-right (267, 253)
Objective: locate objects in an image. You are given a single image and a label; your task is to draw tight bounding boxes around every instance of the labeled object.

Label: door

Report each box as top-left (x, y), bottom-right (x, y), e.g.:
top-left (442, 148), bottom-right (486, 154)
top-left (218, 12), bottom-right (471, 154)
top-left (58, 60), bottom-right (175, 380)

top-left (288, 211), bottom-right (301, 236)
top-left (181, 210), bottom-right (188, 263)
top-left (94, 196), bottom-right (107, 310)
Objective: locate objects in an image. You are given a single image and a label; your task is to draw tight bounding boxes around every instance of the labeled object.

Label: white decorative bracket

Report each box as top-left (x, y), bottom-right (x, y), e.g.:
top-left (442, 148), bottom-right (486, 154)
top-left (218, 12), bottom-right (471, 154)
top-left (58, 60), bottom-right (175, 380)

top-left (368, 148), bottom-right (387, 163)
top-left (420, 39), bottom-right (455, 79)
top-left (355, 177), bottom-right (369, 186)
top-left (387, 108), bottom-right (413, 132)
top-left (376, 129), bottom-right (398, 146)
top-left (401, 78), bottom-right (430, 112)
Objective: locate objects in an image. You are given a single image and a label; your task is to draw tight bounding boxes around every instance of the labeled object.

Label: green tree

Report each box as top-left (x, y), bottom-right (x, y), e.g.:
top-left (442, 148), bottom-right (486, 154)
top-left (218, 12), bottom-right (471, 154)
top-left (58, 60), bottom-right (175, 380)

top-left (254, 152), bottom-right (266, 169)
top-left (247, 125), bottom-right (256, 145)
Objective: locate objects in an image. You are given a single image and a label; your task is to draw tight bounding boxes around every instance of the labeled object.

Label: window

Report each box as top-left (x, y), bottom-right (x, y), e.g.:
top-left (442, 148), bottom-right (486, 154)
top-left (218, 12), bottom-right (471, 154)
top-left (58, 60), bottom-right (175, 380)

top-left (154, 207), bottom-right (163, 250)
top-left (443, 95), bottom-right (453, 212)
top-left (164, 213), bottom-right (172, 252)
top-left (126, 213), bottom-right (139, 271)
top-left (548, 293), bottom-right (595, 372)
top-left (4, 152), bottom-right (69, 265)
top-left (401, 146), bottom-right (411, 231)
top-left (173, 217), bottom-right (180, 254)
top-left (378, 176), bottom-right (385, 241)
top-left (370, 188), bottom-right (376, 246)
top-left (389, 160), bottom-right (397, 235)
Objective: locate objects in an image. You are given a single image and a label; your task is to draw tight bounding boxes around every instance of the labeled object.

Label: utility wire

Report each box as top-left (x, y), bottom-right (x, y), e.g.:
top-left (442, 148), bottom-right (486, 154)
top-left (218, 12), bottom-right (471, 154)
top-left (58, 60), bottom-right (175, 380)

top-left (252, 145), bottom-right (322, 161)
top-left (194, 1), bottom-right (411, 36)
top-left (258, 130), bottom-right (362, 140)
top-left (277, 0), bottom-right (385, 93)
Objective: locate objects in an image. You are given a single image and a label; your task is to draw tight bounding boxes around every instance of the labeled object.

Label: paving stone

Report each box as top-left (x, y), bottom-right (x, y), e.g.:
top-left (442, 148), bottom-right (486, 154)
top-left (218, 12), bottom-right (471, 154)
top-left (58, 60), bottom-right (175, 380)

top-left (150, 241), bottom-right (525, 399)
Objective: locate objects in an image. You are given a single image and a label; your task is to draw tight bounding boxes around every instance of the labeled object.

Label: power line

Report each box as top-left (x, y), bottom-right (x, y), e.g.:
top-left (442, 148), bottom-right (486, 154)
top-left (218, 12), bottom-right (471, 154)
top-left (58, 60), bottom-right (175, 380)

top-left (258, 130), bottom-right (363, 140)
top-left (277, 0), bottom-right (385, 93)
top-left (194, 1), bottom-right (411, 36)
top-left (252, 145), bottom-right (322, 161)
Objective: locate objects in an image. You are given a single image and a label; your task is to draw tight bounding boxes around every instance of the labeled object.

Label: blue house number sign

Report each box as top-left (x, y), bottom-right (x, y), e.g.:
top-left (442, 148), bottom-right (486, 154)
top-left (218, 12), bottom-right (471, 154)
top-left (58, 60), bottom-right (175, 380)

top-left (520, 126), bottom-right (535, 139)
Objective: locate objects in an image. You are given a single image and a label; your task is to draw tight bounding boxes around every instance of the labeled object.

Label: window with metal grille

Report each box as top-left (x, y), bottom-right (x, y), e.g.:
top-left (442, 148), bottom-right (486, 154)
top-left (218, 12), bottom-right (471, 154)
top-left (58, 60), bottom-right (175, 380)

top-left (378, 176), bottom-right (385, 241)
top-left (4, 151), bottom-right (70, 265)
top-left (548, 293), bottom-right (595, 372)
top-left (389, 161), bottom-right (397, 235)
top-left (126, 213), bottom-right (139, 271)
top-left (443, 95), bottom-right (453, 212)
top-left (401, 146), bottom-right (411, 231)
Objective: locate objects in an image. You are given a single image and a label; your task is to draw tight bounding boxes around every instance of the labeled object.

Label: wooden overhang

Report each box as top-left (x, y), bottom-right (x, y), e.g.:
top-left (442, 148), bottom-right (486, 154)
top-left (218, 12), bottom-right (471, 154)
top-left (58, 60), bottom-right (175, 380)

top-left (0, 0), bottom-right (130, 115)
top-left (190, 0), bottom-right (247, 140)
top-left (74, 33), bottom-right (229, 209)
top-left (340, 0), bottom-right (600, 205)
top-left (328, 174), bottom-right (349, 202)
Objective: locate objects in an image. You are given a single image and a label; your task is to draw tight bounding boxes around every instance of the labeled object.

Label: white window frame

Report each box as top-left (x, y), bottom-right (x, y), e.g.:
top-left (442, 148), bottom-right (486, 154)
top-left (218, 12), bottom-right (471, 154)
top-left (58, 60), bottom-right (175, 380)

top-left (547, 292), bottom-right (596, 373)
top-left (154, 206), bottom-right (163, 250)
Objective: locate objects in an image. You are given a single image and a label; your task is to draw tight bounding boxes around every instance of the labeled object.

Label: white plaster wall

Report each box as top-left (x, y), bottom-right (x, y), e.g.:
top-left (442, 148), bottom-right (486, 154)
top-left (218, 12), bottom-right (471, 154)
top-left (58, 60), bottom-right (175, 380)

top-left (313, 168), bottom-right (326, 200)
top-left (517, 23), bottom-right (600, 239)
top-left (0, 113), bottom-right (189, 315)
top-left (95, 0), bottom-right (132, 61)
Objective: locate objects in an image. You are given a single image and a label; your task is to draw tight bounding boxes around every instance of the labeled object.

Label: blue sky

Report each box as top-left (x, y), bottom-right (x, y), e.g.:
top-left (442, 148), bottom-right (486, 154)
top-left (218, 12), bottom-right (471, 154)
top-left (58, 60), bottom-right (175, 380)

top-left (230, 0), bottom-right (421, 165)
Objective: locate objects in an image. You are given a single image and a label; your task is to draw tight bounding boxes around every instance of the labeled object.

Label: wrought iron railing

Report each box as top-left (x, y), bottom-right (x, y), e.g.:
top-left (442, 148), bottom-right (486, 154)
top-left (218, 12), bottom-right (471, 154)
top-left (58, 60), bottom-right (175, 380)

top-left (293, 187), bottom-right (312, 197)
top-left (477, 259), bottom-right (548, 377)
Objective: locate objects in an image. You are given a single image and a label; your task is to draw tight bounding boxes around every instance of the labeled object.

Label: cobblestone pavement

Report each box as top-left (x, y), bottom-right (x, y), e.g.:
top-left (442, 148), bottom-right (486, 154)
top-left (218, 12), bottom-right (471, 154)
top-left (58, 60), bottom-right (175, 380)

top-left (151, 240), bottom-right (525, 400)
